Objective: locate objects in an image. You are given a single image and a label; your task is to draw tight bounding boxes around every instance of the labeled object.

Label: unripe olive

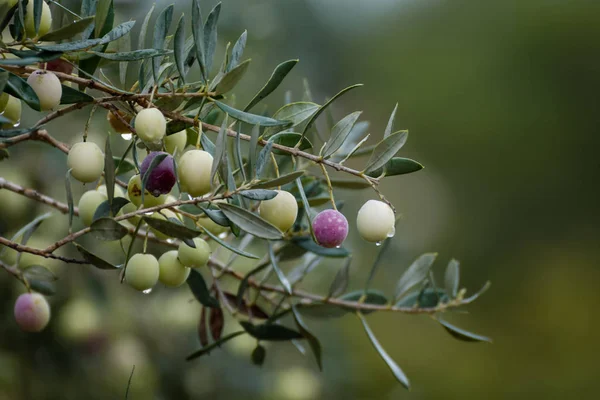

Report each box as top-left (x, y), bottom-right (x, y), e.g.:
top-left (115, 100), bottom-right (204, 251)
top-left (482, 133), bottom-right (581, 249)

top-left (118, 200), bottom-right (141, 225)
top-left (127, 174), bottom-right (167, 208)
top-left (24, 0), bottom-right (52, 38)
top-left (164, 130), bottom-right (187, 156)
top-left (14, 293), bottom-right (51, 332)
top-left (197, 215), bottom-right (229, 235)
top-left (158, 250), bottom-right (190, 287)
top-left (125, 253), bottom-right (159, 291)
top-left (97, 184), bottom-right (126, 199)
top-left (177, 238), bottom-right (211, 268)
top-left (177, 149), bottom-right (213, 197)
top-left (259, 190), bottom-right (298, 232)
top-left (78, 190), bottom-right (107, 226)
top-left (139, 151), bottom-right (176, 196)
top-left (356, 200), bottom-right (395, 243)
top-left (27, 70), bottom-right (62, 111)
top-left (0, 93), bottom-right (21, 128)
top-left (134, 108), bottom-right (166, 143)
top-left (107, 110), bottom-right (132, 133)
top-left (67, 142), bottom-right (105, 183)
top-left (312, 209), bottom-right (348, 248)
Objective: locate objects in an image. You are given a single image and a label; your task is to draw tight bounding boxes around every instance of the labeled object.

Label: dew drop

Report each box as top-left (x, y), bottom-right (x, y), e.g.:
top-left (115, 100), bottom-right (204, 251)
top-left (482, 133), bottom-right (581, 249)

top-left (12, 120), bottom-right (21, 128)
top-left (218, 232), bottom-right (228, 239)
top-left (142, 288), bottom-right (153, 294)
top-left (335, 245), bottom-right (341, 249)
top-left (121, 133), bottom-right (133, 141)
top-left (166, 238), bottom-right (175, 244)
top-left (375, 241), bottom-right (382, 247)
top-left (387, 226), bottom-right (396, 238)
top-left (143, 211), bottom-right (153, 216)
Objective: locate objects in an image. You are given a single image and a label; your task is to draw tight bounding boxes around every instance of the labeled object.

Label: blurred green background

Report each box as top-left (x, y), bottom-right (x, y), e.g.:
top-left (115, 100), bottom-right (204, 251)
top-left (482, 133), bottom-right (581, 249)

top-left (2, 0), bottom-right (600, 398)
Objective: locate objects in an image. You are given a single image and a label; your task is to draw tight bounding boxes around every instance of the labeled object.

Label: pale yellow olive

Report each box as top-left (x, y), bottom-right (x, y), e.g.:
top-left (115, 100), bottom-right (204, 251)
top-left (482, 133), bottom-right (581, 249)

top-left (24, 0), bottom-right (52, 38)
top-left (67, 142), bottom-right (104, 183)
top-left (259, 190), bottom-right (298, 232)
top-left (78, 190), bottom-right (107, 227)
top-left (14, 293), bottom-right (51, 332)
top-left (164, 130), bottom-right (187, 156)
top-left (27, 70), bottom-right (62, 111)
top-left (118, 200), bottom-right (141, 225)
top-left (177, 149), bottom-right (213, 197)
top-left (125, 253), bottom-right (159, 291)
top-left (158, 250), bottom-right (190, 287)
top-left (356, 200), bottom-right (395, 243)
top-left (134, 108), bottom-right (166, 143)
top-left (127, 174), bottom-right (167, 208)
top-left (0, 94), bottom-right (21, 129)
top-left (97, 184), bottom-right (126, 199)
top-left (177, 238), bottom-right (211, 268)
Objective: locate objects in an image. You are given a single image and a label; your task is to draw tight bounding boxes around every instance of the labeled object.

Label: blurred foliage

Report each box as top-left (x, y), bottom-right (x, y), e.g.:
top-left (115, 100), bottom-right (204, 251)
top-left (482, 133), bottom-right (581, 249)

top-left (1, 0), bottom-right (600, 399)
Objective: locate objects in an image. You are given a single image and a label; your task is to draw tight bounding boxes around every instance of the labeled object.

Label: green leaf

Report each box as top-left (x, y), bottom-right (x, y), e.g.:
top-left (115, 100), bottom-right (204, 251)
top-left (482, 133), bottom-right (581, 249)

top-left (239, 189), bottom-right (278, 201)
top-left (436, 318), bottom-right (492, 343)
top-left (366, 157), bottom-right (423, 178)
top-left (152, 5), bottom-right (174, 84)
top-left (269, 102), bottom-right (319, 130)
top-left (384, 103), bottom-right (398, 139)
top-left (218, 203), bottom-right (283, 240)
top-left (0, 127), bottom-right (38, 138)
top-left (244, 59), bottom-right (298, 112)
top-left (200, 206), bottom-right (230, 227)
top-left (89, 217), bottom-right (128, 241)
top-left (186, 331), bottom-right (245, 361)
top-left (65, 170), bottom-right (74, 229)
top-left (40, 16), bottom-right (95, 42)
top-left (463, 281), bottom-right (492, 304)
top-left (291, 306), bottom-right (323, 370)
top-left (142, 216), bottom-right (201, 240)
top-left (210, 116), bottom-right (228, 187)
top-left (341, 290), bottom-right (388, 313)
top-left (0, 212), bottom-right (52, 259)
top-left (255, 141), bottom-right (272, 179)
top-left (138, 3), bottom-right (155, 49)
top-left (227, 30), bottom-right (247, 72)
top-left (0, 50), bottom-right (63, 66)
top-left (33, 0), bottom-right (43, 35)
top-left (302, 84), bottom-right (363, 136)
top-left (22, 265), bottom-right (57, 282)
top-left (202, 228), bottom-right (259, 259)
top-left (240, 321), bottom-right (303, 341)
top-left (39, 21), bottom-right (135, 52)
top-left (444, 259), bottom-right (460, 299)
top-left (2, 71), bottom-right (40, 111)
top-left (29, 280), bottom-right (56, 296)
top-left (395, 288), bottom-right (448, 308)
top-left (251, 171), bottom-right (305, 189)
top-left (95, 0), bottom-right (114, 38)
top-left (187, 269), bottom-right (219, 308)
top-left (192, 0), bottom-right (206, 80)
top-left (114, 157), bottom-right (135, 175)
top-left (323, 111), bottom-right (362, 158)
top-left (73, 242), bottom-right (119, 270)
top-left (358, 313), bottom-right (410, 389)
top-left (328, 257), bottom-right (351, 298)
top-left (297, 303), bottom-right (348, 319)
top-left (292, 237), bottom-right (349, 258)
top-left (199, 128), bottom-right (216, 156)
top-left (103, 137), bottom-right (115, 206)
top-left (268, 242), bottom-right (292, 294)
top-left (251, 345), bottom-right (266, 366)
top-left (247, 124), bottom-right (260, 178)
top-left (213, 100), bottom-right (290, 127)
top-left (268, 132), bottom-right (312, 155)
top-left (364, 131), bottom-right (409, 174)
top-left (0, 70), bottom-right (8, 92)
top-left (214, 59), bottom-right (251, 94)
top-left (174, 15), bottom-right (187, 84)
top-left (91, 49), bottom-right (172, 61)
top-left (394, 253), bottom-right (438, 302)
top-left (327, 179), bottom-right (371, 190)
top-left (92, 197), bottom-right (130, 221)
top-left (203, 2), bottom-right (221, 74)
top-left (59, 84), bottom-right (94, 104)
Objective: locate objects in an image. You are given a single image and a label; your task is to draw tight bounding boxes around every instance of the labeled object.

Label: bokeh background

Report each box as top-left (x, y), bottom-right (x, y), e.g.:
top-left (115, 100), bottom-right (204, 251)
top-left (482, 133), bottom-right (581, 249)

top-left (2, 0), bottom-right (600, 399)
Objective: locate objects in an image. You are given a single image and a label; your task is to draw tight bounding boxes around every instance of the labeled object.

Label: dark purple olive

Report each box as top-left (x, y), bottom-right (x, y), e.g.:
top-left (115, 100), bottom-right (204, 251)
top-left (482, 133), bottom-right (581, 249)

top-left (139, 151), bottom-right (176, 196)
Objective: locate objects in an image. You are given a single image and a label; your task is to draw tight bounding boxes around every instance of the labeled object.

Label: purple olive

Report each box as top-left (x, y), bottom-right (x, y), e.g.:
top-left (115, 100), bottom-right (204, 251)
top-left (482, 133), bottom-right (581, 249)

top-left (312, 209), bottom-right (349, 248)
top-left (139, 151), bottom-right (176, 196)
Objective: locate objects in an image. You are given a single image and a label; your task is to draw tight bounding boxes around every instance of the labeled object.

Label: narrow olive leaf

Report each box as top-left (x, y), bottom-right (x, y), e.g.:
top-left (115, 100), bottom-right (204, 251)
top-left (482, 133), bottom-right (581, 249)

top-left (200, 207), bottom-right (230, 227)
top-left (4, 72), bottom-right (40, 111)
top-left (73, 242), bottom-right (119, 270)
top-left (252, 171), bottom-right (305, 189)
top-left (240, 321), bottom-right (303, 341)
top-left (90, 217), bottom-right (128, 241)
top-left (59, 84), bottom-right (94, 105)
top-left (236, 262), bottom-right (271, 307)
top-left (214, 59), bottom-right (251, 94)
top-left (270, 102), bottom-right (319, 129)
top-left (114, 157), bottom-right (135, 175)
top-left (22, 265), bottom-right (57, 282)
top-left (444, 259), bottom-right (460, 299)
top-left (328, 179), bottom-right (371, 190)
top-left (239, 189), bottom-right (278, 201)
top-left (234, 122), bottom-right (247, 183)
top-left (436, 318), bottom-right (492, 343)
top-left (248, 124), bottom-right (260, 178)
top-left (33, 0), bottom-right (42, 35)
top-left (463, 281), bottom-right (492, 304)
top-left (0, 127), bottom-right (39, 138)
top-left (39, 21), bottom-right (136, 51)
top-left (329, 256), bottom-right (352, 298)
top-left (29, 280), bottom-right (56, 296)
top-left (291, 306), bottom-right (323, 371)
top-left (395, 288), bottom-right (448, 308)
top-left (210, 116), bottom-right (228, 187)
top-left (203, 2), bottom-right (221, 74)
top-left (268, 242), bottom-right (292, 294)
top-left (166, 120), bottom-right (192, 135)
top-left (65, 170), bottom-right (74, 228)
top-left (0, 115), bottom-right (12, 124)
top-left (0, 51), bottom-right (62, 66)
top-left (297, 303), bottom-right (348, 319)
top-left (366, 157), bottom-right (423, 178)
top-left (192, 0), bottom-right (206, 80)
top-left (255, 141), bottom-right (273, 179)
top-left (187, 269), bottom-right (220, 308)
top-left (209, 307), bottom-right (225, 341)
top-left (142, 216), bottom-right (201, 240)
top-left (92, 197), bottom-right (130, 221)
top-left (357, 313), bottom-right (411, 390)
top-left (198, 306), bottom-right (208, 347)
top-left (364, 131), bottom-right (409, 174)
top-left (292, 237), bottom-right (349, 258)
top-left (186, 331), bottom-right (245, 361)
top-left (269, 132), bottom-right (312, 154)
top-left (251, 345), bottom-right (266, 366)
top-left (384, 103), bottom-right (398, 139)
top-left (227, 30), bottom-right (247, 72)
top-left (95, 0), bottom-right (113, 38)
top-left (138, 3), bottom-right (155, 49)
top-left (199, 128), bottom-right (216, 156)
top-left (91, 49), bottom-right (172, 61)
top-left (302, 84), bottom-right (363, 136)
top-left (152, 4), bottom-right (174, 84)
top-left (323, 111), bottom-right (362, 158)
top-left (174, 15), bottom-right (187, 83)
top-left (202, 228), bottom-right (260, 259)
top-left (244, 59), bottom-right (298, 111)
top-left (104, 137), bottom-right (115, 206)
top-left (341, 290), bottom-right (388, 310)
top-left (218, 203), bottom-right (283, 240)
top-left (0, 70), bottom-right (8, 92)
top-left (39, 16), bottom-right (95, 41)
top-left (213, 100), bottom-right (290, 127)
top-left (394, 253), bottom-right (438, 302)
